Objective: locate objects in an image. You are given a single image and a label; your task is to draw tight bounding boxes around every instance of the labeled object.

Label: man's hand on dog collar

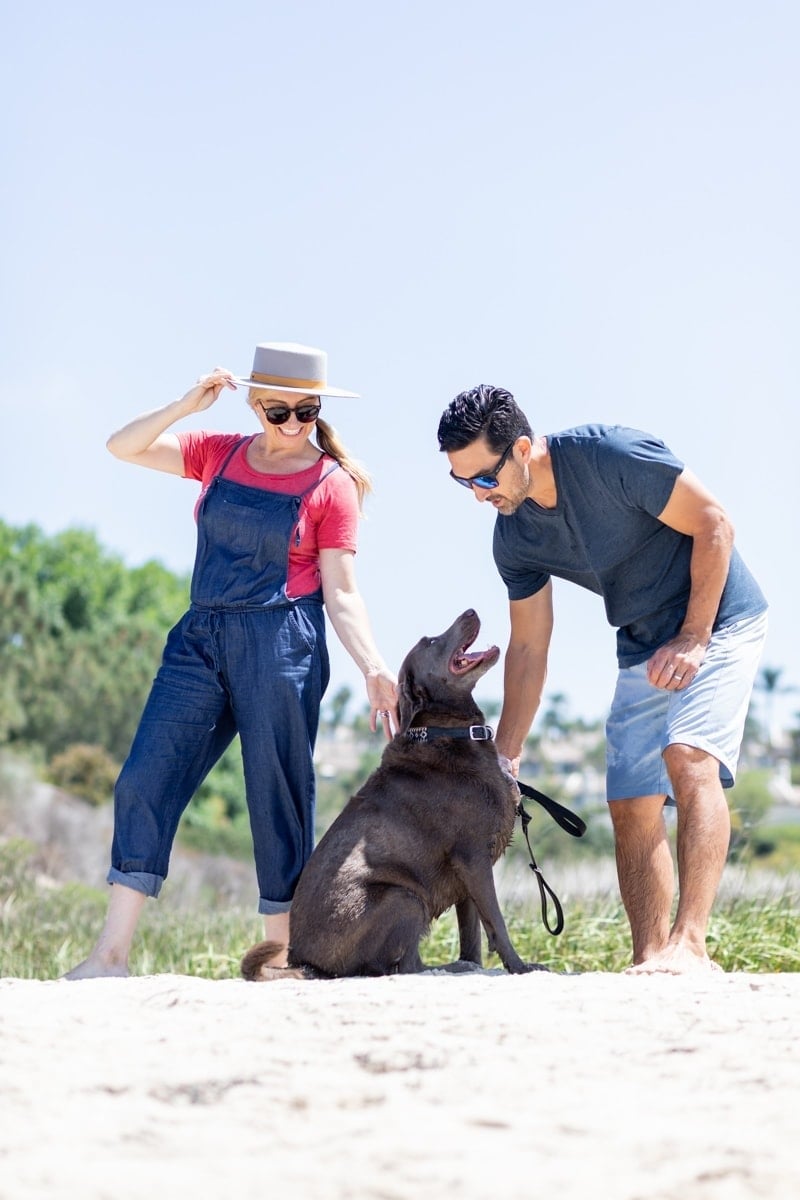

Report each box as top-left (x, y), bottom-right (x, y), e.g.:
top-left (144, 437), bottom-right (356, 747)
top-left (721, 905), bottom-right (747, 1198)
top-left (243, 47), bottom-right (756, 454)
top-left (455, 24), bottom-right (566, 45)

top-left (497, 754), bottom-right (521, 797)
top-left (498, 753), bottom-right (519, 778)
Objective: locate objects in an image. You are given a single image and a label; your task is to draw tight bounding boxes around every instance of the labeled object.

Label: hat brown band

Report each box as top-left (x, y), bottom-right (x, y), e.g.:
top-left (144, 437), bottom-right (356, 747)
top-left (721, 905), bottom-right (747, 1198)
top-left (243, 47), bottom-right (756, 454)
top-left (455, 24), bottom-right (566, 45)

top-left (249, 371), bottom-right (325, 389)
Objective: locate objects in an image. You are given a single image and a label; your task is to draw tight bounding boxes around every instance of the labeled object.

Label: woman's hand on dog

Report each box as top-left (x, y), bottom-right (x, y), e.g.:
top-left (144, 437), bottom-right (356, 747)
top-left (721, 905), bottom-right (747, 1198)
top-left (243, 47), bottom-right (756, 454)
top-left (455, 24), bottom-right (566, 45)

top-left (366, 669), bottom-right (399, 739)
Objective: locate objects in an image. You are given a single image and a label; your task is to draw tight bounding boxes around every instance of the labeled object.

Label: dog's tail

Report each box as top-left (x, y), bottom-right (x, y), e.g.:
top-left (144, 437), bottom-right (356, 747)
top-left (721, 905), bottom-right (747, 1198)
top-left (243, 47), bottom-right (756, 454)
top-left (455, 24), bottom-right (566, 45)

top-left (240, 940), bottom-right (307, 982)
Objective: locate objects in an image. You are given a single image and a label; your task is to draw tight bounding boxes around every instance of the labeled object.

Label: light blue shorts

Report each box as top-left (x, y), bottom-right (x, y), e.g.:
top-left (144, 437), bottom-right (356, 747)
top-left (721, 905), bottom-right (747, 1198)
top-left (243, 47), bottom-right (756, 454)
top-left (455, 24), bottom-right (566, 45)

top-left (605, 610), bottom-right (768, 802)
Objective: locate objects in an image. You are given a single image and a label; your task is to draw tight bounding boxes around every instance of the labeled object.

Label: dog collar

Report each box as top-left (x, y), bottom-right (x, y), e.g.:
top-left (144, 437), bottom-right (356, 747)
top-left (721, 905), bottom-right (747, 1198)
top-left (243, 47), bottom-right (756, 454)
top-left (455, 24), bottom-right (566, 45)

top-left (405, 725), bottom-right (494, 743)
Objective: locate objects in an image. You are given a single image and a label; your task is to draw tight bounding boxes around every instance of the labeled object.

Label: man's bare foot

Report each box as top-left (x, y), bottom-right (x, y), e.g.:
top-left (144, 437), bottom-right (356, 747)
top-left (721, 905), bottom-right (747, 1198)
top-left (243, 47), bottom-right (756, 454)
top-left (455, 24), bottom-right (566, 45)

top-left (625, 943), bottom-right (723, 976)
top-left (61, 957), bottom-right (130, 981)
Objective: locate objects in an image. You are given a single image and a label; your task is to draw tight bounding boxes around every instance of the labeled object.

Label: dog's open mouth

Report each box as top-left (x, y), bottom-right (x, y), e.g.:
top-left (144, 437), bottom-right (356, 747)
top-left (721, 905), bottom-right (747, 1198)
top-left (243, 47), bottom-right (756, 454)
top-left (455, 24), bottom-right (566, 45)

top-left (450, 638), bottom-right (500, 675)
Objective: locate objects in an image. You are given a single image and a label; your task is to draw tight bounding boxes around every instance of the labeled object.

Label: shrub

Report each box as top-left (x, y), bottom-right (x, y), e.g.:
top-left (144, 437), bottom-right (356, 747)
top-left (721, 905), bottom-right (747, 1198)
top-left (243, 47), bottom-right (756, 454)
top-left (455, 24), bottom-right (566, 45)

top-left (727, 769), bottom-right (774, 862)
top-left (47, 742), bottom-right (120, 807)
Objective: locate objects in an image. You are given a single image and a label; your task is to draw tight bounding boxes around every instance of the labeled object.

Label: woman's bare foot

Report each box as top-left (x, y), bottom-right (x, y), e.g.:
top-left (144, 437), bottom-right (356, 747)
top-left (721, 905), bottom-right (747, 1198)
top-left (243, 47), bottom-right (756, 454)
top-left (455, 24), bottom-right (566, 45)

top-left (261, 911), bottom-right (290, 967)
top-left (61, 883), bottom-right (146, 979)
top-left (62, 955), bottom-right (130, 981)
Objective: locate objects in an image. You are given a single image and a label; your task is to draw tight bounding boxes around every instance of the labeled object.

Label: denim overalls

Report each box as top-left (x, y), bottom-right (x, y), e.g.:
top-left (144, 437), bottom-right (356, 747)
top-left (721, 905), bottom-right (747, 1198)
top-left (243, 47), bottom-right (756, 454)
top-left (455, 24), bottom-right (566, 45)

top-left (108, 437), bottom-right (335, 914)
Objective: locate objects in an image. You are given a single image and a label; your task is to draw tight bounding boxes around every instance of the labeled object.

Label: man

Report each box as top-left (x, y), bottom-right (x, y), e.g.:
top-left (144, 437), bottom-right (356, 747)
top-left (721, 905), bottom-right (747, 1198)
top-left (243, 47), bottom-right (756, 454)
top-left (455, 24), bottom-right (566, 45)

top-left (437, 385), bottom-right (767, 974)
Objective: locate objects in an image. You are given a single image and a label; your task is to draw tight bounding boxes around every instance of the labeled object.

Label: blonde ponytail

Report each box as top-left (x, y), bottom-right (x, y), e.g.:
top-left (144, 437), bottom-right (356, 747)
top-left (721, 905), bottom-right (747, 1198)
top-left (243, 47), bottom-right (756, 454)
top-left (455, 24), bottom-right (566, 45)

top-left (315, 417), bottom-right (373, 510)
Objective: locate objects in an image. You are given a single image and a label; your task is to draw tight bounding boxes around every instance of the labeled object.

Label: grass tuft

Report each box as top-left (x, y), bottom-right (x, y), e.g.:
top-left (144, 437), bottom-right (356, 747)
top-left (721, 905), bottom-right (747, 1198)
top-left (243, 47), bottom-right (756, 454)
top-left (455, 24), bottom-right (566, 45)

top-left (2, 838), bottom-right (798, 979)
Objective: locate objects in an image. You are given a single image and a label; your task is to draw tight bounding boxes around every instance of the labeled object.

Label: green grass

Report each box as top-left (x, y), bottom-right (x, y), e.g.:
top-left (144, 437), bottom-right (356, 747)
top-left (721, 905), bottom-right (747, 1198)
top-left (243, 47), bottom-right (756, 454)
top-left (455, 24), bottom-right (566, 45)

top-left (2, 837), bottom-right (799, 979)
top-left (0, 839), bottom-right (262, 980)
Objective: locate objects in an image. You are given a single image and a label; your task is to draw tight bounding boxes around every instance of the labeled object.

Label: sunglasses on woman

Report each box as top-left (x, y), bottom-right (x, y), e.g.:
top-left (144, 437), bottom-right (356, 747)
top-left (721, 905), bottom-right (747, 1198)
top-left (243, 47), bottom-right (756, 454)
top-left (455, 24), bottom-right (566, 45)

top-left (260, 401), bottom-right (321, 426)
top-left (449, 436), bottom-right (518, 490)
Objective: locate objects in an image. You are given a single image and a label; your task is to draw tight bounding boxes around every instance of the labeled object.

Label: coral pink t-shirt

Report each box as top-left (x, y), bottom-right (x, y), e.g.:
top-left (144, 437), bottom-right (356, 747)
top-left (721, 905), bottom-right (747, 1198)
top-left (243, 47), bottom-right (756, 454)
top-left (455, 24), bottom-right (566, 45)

top-left (178, 431), bottom-right (360, 599)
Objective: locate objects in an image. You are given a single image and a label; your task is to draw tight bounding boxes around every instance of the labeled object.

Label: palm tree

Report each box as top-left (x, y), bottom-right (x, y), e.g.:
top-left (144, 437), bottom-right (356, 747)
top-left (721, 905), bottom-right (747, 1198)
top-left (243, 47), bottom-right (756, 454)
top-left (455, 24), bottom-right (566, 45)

top-left (541, 692), bottom-right (570, 739)
top-left (754, 667), bottom-right (797, 762)
top-left (325, 685), bottom-right (353, 732)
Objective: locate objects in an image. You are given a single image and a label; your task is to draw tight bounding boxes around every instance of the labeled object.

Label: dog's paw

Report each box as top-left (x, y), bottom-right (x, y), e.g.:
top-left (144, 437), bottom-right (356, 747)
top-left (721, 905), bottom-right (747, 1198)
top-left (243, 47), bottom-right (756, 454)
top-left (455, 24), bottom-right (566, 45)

top-left (425, 960), bottom-right (489, 975)
top-left (506, 959), bottom-right (550, 974)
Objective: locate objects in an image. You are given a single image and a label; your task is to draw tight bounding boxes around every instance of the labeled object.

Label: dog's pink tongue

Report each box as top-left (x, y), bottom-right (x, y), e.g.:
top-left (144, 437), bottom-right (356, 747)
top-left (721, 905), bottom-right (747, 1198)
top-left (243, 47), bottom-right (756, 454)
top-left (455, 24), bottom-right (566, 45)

top-left (452, 646), bottom-right (497, 672)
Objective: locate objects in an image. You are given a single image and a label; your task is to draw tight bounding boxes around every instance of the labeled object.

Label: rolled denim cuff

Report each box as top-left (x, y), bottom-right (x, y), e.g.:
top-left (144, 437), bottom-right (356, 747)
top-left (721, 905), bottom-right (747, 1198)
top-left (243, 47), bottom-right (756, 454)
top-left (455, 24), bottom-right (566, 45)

top-left (106, 868), bottom-right (164, 898)
top-left (258, 897), bottom-right (292, 915)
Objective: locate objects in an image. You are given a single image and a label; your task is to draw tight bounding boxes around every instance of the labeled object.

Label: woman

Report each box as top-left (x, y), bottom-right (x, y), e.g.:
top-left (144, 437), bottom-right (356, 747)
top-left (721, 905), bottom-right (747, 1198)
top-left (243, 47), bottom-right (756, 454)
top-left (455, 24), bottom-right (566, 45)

top-left (65, 342), bottom-right (398, 978)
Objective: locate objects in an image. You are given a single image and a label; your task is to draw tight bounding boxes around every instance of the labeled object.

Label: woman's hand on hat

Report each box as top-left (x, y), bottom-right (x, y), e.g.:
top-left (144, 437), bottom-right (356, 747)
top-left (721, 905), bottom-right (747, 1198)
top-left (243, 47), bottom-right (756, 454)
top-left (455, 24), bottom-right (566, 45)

top-left (180, 368), bottom-right (238, 413)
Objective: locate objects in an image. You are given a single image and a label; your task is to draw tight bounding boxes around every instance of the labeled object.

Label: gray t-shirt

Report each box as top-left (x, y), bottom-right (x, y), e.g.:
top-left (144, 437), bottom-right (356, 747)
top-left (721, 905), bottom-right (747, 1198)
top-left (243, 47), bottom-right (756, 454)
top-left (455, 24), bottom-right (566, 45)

top-left (493, 425), bottom-right (767, 666)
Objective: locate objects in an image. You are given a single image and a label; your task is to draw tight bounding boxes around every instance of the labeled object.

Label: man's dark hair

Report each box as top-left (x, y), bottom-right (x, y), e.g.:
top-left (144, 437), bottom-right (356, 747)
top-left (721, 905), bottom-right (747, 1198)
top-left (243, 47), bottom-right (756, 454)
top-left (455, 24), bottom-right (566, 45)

top-left (437, 384), bottom-right (533, 454)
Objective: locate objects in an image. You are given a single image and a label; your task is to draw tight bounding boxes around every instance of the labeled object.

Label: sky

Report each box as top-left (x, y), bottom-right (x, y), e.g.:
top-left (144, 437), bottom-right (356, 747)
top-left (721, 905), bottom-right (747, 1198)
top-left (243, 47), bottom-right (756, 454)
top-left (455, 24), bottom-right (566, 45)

top-left (2, 1), bottom-right (798, 732)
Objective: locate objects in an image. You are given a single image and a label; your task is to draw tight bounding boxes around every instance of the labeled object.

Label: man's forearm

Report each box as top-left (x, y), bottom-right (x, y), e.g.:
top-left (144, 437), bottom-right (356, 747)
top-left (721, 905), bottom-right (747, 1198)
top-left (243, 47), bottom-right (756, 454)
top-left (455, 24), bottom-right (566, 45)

top-left (495, 645), bottom-right (548, 765)
top-left (680, 515), bottom-right (734, 645)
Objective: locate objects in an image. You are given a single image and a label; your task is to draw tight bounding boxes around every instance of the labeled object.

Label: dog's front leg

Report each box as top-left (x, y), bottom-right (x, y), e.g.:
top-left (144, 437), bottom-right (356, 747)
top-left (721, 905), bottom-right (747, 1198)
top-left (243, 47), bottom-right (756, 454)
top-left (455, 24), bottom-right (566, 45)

top-left (453, 855), bottom-right (540, 974)
top-left (455, 897), bottom-right (482, 966)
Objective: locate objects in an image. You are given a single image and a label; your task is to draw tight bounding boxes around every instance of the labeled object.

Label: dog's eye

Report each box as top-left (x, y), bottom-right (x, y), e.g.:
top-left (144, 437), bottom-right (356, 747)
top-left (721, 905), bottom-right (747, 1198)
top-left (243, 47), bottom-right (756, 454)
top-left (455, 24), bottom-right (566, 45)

top-left (426, 638), bottom-right (438, 646)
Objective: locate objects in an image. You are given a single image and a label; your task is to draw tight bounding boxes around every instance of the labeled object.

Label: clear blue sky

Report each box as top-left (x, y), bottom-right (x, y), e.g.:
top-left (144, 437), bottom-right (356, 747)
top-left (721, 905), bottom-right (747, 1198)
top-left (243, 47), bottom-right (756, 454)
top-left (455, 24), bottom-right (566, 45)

top-left (2, 1), bottom-right (798, 729)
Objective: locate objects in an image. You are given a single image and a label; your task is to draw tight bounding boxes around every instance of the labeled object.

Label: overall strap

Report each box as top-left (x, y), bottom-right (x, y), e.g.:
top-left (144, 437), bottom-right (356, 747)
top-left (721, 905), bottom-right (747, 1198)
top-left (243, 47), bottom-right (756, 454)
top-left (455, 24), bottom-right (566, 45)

top-left (292, 460), bottom-right (341, 547)
top-left (217, 435), bottom-right (255, 479)
top-left (297, 459), bottom-right (340, 497)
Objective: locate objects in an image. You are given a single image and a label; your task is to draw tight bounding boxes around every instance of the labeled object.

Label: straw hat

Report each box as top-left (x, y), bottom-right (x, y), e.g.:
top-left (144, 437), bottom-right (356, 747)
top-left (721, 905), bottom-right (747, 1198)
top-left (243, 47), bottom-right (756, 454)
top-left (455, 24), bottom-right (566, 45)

top-left (234, 342), bottom-right (359, 397)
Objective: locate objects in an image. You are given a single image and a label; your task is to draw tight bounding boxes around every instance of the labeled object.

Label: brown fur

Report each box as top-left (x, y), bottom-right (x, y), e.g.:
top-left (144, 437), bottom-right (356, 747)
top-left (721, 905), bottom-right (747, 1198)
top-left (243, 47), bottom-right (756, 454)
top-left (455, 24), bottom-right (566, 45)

top-left (241, 609), bottom-right (542, 981)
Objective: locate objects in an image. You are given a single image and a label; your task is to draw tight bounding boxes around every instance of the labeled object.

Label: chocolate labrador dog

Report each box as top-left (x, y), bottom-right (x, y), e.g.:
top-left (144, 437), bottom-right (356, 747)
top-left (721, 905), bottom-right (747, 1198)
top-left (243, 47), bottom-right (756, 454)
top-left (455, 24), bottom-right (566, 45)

top-left (241, 609), bottom-right (540, 980)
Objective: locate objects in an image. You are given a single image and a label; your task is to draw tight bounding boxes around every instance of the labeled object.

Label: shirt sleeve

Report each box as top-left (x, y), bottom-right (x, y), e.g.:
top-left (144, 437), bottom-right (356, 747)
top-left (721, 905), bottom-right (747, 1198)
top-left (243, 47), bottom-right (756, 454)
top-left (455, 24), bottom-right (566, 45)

top-left (177, 431), bottom-right (241, 484)
top-left (598, 427), bottom-right (684, 517)
top-left (309, 467), bottom-right (361, 552)
top-left (492, 519), bottom-right (551, 601)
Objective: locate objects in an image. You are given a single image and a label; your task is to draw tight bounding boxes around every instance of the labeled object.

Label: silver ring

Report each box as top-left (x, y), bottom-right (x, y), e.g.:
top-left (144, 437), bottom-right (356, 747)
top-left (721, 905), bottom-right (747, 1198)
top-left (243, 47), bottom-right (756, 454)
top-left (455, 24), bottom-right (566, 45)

top-left (674, 674), bottom-right (684, 681)
top-left (379, 709), bottom-right (390, 718)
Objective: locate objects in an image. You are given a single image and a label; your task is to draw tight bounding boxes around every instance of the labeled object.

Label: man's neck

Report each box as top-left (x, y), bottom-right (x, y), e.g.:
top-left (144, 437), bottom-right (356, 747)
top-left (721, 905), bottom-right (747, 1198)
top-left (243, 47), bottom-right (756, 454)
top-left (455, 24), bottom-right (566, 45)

top-left (528, 436), bottom-right (558, 508)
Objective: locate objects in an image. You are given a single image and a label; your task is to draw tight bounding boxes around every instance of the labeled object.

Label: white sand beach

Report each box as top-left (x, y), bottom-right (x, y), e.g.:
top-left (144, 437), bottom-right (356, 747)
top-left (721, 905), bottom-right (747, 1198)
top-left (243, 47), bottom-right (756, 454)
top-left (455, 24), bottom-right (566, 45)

top-left (1, 968), bottom-right (798, 1200)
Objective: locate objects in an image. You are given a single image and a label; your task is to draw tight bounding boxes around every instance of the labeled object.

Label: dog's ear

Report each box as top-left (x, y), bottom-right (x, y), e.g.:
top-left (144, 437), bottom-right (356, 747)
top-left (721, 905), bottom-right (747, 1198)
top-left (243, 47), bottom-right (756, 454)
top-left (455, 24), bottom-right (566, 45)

top-left (397, 664), bottom-right (424, 733)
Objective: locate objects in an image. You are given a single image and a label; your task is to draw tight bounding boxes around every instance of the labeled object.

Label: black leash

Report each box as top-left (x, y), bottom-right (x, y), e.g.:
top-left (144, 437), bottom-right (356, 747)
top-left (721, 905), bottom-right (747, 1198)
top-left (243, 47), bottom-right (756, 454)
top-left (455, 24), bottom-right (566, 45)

top-left (515, 780), bottom-right (587, 937)
top-left (517, 780), bottom-right (587, 839)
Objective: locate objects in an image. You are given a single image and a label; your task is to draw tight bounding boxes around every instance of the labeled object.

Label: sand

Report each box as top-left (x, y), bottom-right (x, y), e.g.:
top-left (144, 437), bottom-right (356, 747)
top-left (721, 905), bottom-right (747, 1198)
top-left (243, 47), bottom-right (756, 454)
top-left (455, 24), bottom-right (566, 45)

top-left (1, 968), bottom-right (798, 1200)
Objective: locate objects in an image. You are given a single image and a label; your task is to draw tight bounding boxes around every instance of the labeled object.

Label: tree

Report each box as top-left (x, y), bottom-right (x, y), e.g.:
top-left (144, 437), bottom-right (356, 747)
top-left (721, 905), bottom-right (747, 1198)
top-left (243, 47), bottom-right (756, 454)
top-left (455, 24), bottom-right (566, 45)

top-left (324, 685), bottom-right (353, 732)
top-left (753, 666), bottom-right (797, 763)
top-left (726, 769), bottom-right (774, 863)
top-left (0, 519), bottom-right (189, 761)
top-left (540, 692), bottom-right (571, 739)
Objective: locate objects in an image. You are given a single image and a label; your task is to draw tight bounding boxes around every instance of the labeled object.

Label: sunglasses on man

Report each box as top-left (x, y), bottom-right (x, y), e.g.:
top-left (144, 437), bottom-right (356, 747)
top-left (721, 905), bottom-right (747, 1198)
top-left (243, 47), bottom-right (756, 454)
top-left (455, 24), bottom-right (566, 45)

top-left (449, 436), bottom-right (518, 490)
top-left (260, 401), bottom-right (322, 426)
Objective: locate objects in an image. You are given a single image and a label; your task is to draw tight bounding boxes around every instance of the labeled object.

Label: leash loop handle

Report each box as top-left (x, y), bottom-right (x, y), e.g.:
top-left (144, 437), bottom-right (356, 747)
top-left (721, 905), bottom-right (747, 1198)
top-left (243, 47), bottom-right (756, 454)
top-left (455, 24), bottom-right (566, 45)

top-left (517, 801), bottom-right (565, 936)
top-left (530, 864), bottom-right (564, 936)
